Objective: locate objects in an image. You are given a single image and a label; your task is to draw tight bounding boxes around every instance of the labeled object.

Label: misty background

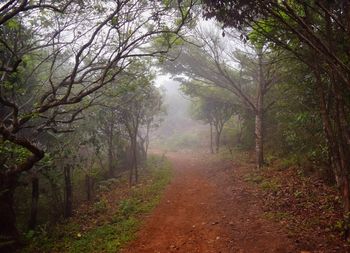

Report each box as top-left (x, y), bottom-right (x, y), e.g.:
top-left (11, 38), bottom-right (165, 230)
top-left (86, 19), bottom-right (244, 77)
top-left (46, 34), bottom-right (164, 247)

top-left (151, 75), bottom-right (208, 151)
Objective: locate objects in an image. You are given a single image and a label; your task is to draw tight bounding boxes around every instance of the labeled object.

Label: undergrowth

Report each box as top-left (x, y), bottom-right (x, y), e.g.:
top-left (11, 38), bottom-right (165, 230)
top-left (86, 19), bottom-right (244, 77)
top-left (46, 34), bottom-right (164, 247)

top-left (22, 155), bottom-right (172, 253)
top-left (235, 148), bottom-right (349, 251)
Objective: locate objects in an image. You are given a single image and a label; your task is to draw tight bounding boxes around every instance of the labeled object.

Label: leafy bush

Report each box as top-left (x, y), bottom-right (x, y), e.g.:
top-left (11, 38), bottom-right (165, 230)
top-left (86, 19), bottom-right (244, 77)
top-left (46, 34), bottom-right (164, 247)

top-left (93, 198), bottom-right (108, 214)
top-left (24, 155), bottom-right (172, 253)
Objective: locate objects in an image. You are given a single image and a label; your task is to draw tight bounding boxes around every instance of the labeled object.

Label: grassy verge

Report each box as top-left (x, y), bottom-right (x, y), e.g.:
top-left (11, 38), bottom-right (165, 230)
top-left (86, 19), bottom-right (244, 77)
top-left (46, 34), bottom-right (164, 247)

top-left (23, 155), bottom-right (172, 253)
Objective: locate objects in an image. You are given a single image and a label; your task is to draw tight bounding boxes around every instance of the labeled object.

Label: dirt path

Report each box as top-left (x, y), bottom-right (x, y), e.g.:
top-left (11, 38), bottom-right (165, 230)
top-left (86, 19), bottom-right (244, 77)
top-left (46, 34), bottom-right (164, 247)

top-left (122, 151), bottom-right (296, 253)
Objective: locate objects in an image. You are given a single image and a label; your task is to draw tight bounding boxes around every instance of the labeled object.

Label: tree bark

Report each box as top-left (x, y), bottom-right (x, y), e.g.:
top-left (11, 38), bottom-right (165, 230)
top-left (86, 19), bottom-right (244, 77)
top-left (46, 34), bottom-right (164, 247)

top-left (215, 126), bottom-right (222, 153)
top-left (255, 111), bottom-right (264, 168)
top-left (237, 115), bottom-right (243, 145)
top-left (107, 120), bottom-right (114, 178)
top-left (128, 144), bottom-right (133, 186)
top-left (128, 136), bottom-right (138, 186)
top-left (0, 174), bottom-right (19, 252)
top-left (314, 64), bottom-right (350, 238)
top-left (64, 165), bottom-right (73, 218)
top-left (210, 122), bottom-right (214, 154)
top-left (85, 174), bottom-right (91, 201)
top-left (138, 136), bottom-right (147, 164)
top-left (144, 121), bottom-right (151, 157)
top-left (342, 177), bottom-right (350, 239)
top-left (28, 176), bottom-right (39, 230)
top-left (255, 51), bottom-right (264, 168)
top-left (133, 135), bottom-right (138, 184)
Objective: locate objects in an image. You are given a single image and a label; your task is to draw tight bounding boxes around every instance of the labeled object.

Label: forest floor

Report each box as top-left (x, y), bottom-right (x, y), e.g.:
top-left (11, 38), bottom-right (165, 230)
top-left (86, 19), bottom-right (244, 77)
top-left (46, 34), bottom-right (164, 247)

top-left (122, 149), bottom-right (350, 253)
top-left (122, 150), bottom-right (302, 253)
top-left (24, 149), bottom-right (348, 253)
top-left (23, 155), bottom-right (173, 253)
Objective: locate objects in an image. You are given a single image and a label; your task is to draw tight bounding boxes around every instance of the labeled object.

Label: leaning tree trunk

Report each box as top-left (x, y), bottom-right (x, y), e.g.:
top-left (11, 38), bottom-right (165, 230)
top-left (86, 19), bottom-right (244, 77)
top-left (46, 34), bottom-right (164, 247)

top-left (314, 65), bottom-right (350, 239)
top-left (28, 176), bottom-right (39, 230)
top-left (321, 10), bottom-right (350, 239)
top-left (0, 132), bottom-right (44, 251)
top-left (0, 174), bottom-right (19, 252)
top-left (64, 165), bottom-right (73, 218)
top-left (335, 96), bottom-right (350, 239)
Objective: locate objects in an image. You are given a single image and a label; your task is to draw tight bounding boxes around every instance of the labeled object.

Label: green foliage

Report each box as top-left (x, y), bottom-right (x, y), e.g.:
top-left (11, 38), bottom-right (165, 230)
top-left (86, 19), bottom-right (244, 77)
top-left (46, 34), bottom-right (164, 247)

top-left (293, 190), bottom-right (303, 198)
top-left (24, 155), bottom-right (171, 253)
top-left (243, 172), bottom-right (263, 184)
top-left (259, 179), bottom-right (281, 193)
top-left (93, 198), bottom-right (108, 214)
top-left (5, 19), bottom-right (20, 30)
top-left (0, 140), bottom-right (31, 170)
top-left (221, 115), bottom-right (255, 150)
top-left (334, 213), bottom-right (350, 238)
top-left (244, 171), bottom-right (280, 192)
top-left (263, 211), bottom-right (291, 222)
top-left (153, 32), bottom-right (185, 48)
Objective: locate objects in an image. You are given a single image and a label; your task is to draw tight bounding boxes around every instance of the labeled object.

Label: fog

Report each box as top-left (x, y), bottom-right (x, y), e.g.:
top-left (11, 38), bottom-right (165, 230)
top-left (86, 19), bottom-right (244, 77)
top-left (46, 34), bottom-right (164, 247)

top-left (151, 75), bottom-right (208, 150)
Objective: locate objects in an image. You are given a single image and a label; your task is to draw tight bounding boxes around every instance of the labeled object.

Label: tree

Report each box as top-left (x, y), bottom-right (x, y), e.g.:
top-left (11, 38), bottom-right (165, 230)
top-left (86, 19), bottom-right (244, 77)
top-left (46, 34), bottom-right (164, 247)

top-left (202, 0), bottom-right (350, 237)
top-left (164, 25), bottom-right (282, 167)
top-left (0, 0), bottom-right (195, 248)
top-left (138, 88), bottom-right (165, 162)
top-left (117, 76), bottom-right (164, 185)
top-left (184, 83), bottom-right (235, 153)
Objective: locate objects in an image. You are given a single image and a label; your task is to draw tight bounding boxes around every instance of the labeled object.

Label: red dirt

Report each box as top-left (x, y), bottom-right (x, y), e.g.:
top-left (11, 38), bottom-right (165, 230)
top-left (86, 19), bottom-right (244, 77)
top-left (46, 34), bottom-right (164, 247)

top-left (122, 151), bottom-right (296, 253)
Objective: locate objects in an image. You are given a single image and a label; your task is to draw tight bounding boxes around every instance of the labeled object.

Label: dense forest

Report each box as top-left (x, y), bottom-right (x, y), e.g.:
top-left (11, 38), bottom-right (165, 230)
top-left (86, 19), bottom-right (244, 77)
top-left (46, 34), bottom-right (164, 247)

top-left (1, 0), bottom-right (350, 252)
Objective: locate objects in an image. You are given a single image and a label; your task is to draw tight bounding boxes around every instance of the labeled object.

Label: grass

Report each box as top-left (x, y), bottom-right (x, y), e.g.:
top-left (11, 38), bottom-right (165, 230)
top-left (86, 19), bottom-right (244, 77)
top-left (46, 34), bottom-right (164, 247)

top-left (219, 147), bottom-right (251, 163)
top-left (23, 155), bottom-right (172, 253)
top-left (243, 172), bottom-right (264, 184)
top-left (259, 179), bottom-right (281, 192)
top-left (244, 171), bottom-right (281, 193)
top-left (263, 211), bottom-right (291, 222)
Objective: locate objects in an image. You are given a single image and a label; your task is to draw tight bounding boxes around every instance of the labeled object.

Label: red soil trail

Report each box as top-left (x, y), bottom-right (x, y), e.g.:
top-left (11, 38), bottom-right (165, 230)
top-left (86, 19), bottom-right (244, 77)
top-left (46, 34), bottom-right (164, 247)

top-left (122, 151), bottom-right (296, 253)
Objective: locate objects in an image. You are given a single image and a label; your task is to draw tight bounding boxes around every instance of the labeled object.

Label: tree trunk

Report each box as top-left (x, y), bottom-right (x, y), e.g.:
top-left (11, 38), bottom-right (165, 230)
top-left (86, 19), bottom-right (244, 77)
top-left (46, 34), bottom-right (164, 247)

top-left (145, 121), bottom-right (151, 157)
top-left (237, 115), bottom-right (243, 146)
top-left (255, 111), bottom-right (264, 168)
top-left (342, 177), bottom-right (350, 238)
top-left (46, 174), bottom-right (63, 219)
top-left (138, 137), bottom-right (147, 164)
top-left (28, 176), bottom-right (39, 230)
top-left (215, 127), bottom-right (221, 153)
top-left (0, 174), bottom-right (19, 252)
top-left (133, 136), bottom-right (138, 184)
top-left (210, 122), bottom-right (214, 154)
top-left (313, 64), bottom-right (350, 239)
top-left (85, 174), bottom-right (91, 201)
top-left (64, 165), bottom-right (73, 218)
top-left (342, 176), bottom-right (350, 215)
top-left (255, 51), bottom-right (264, 168)
top-left (335, 98), bottom-right (350, 239)
top-left (108, 122), bottom-right (114, 178)
top-left (128, 136), bottom-right (138, 186)
top-left (128, 144), bottom-right (133, 186)
top-left (108, 146), bottom-right (113, 178)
